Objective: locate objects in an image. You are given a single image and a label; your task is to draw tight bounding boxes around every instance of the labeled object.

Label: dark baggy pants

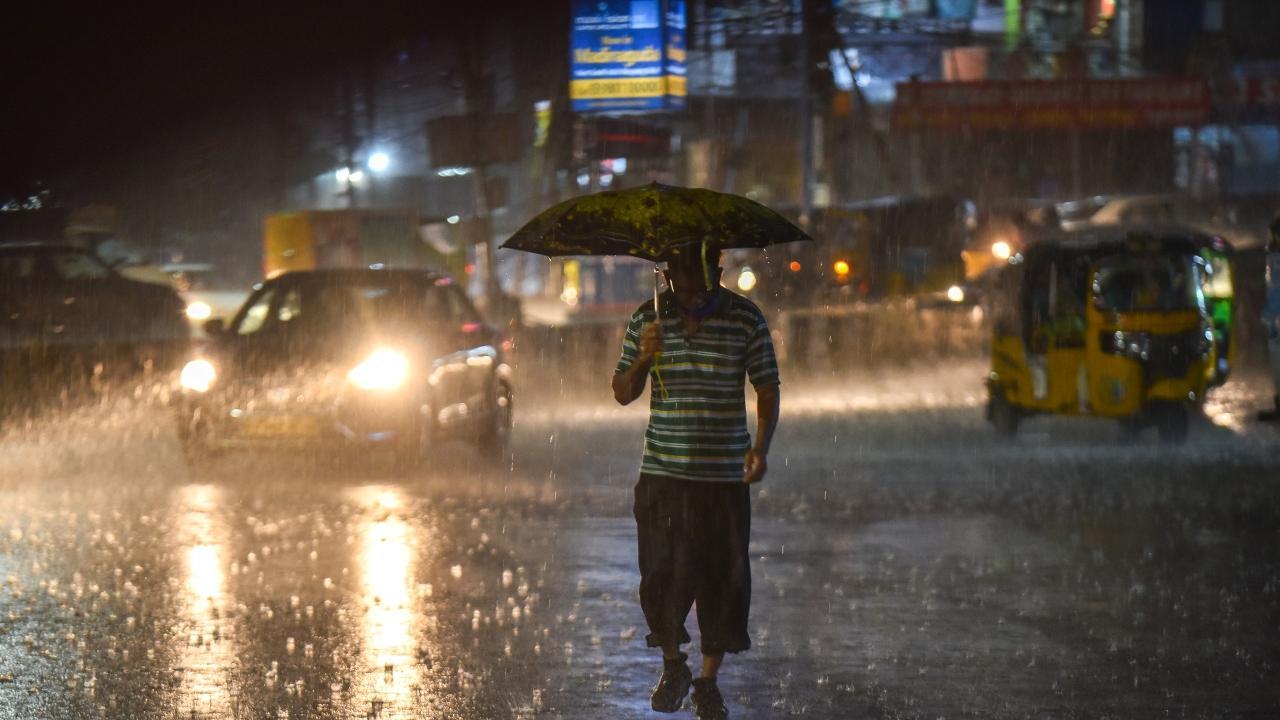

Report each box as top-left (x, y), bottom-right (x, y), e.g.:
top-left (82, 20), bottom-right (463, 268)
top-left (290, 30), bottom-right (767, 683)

top-left (633, 473), bottom-right (752, 655)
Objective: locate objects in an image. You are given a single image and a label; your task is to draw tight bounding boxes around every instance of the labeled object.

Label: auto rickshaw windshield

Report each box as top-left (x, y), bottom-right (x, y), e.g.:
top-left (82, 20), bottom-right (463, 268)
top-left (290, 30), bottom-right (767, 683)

top-left (1092, 254), bottom-right (1203, 313)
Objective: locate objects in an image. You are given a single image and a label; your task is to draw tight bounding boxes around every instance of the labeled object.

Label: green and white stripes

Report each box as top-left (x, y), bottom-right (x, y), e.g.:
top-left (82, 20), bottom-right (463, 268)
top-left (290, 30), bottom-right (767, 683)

top-left (616, 290), bottom-right (779, 482)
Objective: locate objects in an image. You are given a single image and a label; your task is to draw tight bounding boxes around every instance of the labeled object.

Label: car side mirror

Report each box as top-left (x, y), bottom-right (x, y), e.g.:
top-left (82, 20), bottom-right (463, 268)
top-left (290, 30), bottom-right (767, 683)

top-left (203, 318), bottom-right (226, 337)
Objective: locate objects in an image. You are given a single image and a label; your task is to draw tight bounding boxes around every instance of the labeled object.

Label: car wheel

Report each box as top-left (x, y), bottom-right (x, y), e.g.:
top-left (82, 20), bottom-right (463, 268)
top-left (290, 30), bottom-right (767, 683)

top-left (394, 410), bottom-right (434, 471)
top-left (478, 382), bottom-right (513, 455)
top-left (988, 389), bottom-right (1019, 438)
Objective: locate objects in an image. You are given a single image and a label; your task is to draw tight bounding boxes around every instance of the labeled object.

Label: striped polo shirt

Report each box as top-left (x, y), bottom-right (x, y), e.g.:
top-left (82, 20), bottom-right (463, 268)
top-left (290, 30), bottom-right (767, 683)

top-left (615, 289), bottom-right (780, 482)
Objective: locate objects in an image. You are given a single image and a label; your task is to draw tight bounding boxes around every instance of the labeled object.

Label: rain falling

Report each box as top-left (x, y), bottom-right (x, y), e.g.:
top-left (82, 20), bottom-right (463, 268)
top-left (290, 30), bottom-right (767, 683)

top-left (2, 2), bottom-right (1280, 719)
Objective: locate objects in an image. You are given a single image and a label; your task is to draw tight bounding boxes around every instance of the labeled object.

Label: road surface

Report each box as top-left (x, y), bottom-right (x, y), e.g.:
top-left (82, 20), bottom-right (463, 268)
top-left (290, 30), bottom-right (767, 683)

top-left (1, 360), bottom-right (1278, 719)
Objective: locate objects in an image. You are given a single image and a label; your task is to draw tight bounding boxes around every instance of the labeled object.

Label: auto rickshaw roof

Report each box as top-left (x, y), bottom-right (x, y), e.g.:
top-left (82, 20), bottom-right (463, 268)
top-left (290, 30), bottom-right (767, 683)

top-left (1017, 225), bottom-right (1228, 270)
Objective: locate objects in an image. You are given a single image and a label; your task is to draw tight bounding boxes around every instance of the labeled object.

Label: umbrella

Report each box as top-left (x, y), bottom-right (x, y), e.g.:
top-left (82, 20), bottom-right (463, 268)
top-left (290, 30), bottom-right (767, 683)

top-left (501, 183), bottom-right (810, 398)
top-left (500, 182), bottom-right (811, 262)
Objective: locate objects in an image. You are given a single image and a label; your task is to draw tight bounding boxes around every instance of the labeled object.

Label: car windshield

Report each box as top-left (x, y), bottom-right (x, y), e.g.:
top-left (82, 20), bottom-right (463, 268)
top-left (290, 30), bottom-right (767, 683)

top-left (1055, 197), bottom-right (1109, 225)
top-left (1092, 254), bottom-right (1202, 313)
top-left (238, 277), bottom-right (462, 337)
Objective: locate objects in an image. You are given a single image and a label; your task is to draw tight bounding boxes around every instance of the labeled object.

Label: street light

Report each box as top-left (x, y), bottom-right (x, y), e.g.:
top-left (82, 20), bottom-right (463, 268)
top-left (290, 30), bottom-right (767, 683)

top-left (367, 152), bottom-right (391, 173)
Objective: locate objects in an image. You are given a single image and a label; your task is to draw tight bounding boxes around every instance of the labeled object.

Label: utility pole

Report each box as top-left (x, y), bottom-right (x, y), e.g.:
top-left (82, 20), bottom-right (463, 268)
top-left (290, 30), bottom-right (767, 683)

top-left (699, 0), bottom-right (718, 189)
top-left (458, 25), bottom-right (501, 311)
top-left (799, 0), bottom-right (815, 223)
top-left (363, 60), bottom-right (378, 205)
top-left (341, 77), bottom-right (359, 208)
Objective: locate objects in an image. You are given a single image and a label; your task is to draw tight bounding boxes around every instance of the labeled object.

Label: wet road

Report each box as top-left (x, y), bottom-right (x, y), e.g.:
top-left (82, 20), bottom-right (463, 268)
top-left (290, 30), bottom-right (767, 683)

top-left (1, 362), bottom-right (1279, 719)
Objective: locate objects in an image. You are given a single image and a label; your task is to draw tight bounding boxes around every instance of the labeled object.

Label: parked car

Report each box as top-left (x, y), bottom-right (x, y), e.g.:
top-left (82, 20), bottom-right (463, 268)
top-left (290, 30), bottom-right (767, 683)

top-left (157, 263), bottom-right (253, 333)
top-left (1056, 193), bottom-right (1267, 251)
top-left (174, 268), bottom-right (513, 467)
top-left (0, 242), bottom-right (189, 392)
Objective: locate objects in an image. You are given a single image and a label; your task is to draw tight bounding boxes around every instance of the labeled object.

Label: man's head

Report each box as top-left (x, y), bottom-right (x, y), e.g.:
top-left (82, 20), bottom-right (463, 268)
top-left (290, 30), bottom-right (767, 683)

top-left (664, 243), bottom-right (722, 310)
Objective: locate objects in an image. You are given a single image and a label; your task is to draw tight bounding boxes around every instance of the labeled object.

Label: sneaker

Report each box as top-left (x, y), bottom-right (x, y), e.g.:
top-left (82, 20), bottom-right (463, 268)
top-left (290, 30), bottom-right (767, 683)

top-left (650, 653), bottom-right (692, 713)
top-left (690, 677), bottom-right (728, 720)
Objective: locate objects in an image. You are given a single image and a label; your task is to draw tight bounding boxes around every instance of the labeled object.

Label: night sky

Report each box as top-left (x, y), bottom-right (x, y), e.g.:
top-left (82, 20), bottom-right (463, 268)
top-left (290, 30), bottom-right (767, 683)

top-left (1, 2), bottom-right (497, 196)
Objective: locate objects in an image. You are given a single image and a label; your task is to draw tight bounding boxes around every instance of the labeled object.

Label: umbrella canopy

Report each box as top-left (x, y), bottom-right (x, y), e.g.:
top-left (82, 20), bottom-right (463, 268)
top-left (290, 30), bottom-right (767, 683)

top-left (500, 183), bottom-right (811, 261)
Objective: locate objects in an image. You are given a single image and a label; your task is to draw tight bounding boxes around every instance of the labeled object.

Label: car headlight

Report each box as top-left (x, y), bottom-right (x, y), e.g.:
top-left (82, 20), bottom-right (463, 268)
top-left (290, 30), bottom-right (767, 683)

top-left (737, 267), bottom-right (757, 292)
top-left (180, 359), bottom-right (217, 393)
top-left (946, 285), bottom-right (965, 303)
top-left (186, 301), bottom-right (213, 321)
top-left (991, 240), bottom-right (1012, 260)
top-left (347, 348), bottom-right (410, 392)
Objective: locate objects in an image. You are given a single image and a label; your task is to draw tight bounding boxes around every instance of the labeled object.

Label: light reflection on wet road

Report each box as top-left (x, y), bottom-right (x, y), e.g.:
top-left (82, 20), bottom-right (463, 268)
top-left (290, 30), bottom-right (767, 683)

top-left (174, 483), bottom-right (232, 716)
top-left (0, 361), bottom-right (1278, 718)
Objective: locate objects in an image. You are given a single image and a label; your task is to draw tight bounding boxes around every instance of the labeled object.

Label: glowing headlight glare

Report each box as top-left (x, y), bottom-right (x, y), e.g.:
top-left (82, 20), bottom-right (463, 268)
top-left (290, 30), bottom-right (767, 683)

top-left (180, 359), bottom-right (217, 393)
top-left (737, 268), bottom-right (758, 292)
top-left (347, 348), bottom-right (410, 391)
top-left (185, 301), bottom-right (213, 321)
top-left (946, 285), bottom-right (965, 303)
top-left (991, 241), bottom-right (1012, 260)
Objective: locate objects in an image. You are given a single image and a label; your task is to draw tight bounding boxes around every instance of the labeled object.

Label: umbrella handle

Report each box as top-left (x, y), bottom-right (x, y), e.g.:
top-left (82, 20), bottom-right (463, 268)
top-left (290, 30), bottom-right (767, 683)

top-left (653, 264), bottom-right (663, 322)
top-left (651, 265), bottom-right (669, 400)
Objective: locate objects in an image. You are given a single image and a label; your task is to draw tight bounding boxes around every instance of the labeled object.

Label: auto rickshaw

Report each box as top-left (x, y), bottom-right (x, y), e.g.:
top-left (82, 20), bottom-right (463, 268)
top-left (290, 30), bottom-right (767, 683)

top-left (986, 229), bottom-right (1220, 442)
top-left (1191, 234), bottom-right (1237, 385)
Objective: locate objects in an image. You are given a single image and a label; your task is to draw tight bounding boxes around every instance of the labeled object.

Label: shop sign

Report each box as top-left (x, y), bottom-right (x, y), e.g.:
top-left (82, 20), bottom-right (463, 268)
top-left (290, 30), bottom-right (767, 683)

top-left (570, 0), bottom-right (687, 113)
top-left (893, 78), bottom-right (1211, 130)
top-left (1213, 77), bottom-right (1280, 123)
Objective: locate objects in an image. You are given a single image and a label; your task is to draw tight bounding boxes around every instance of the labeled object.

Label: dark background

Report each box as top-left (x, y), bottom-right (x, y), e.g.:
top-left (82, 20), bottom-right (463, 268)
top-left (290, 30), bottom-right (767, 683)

top-left (0, 1), bottom-right (531, 195)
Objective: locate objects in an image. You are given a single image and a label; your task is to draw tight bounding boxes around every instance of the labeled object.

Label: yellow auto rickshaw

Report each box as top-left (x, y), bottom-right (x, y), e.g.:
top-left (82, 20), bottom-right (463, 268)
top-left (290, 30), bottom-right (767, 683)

top-left (1190, 233), bottom-right (1237, 386)
top-left (986, 229), bottom-right (1219, 442)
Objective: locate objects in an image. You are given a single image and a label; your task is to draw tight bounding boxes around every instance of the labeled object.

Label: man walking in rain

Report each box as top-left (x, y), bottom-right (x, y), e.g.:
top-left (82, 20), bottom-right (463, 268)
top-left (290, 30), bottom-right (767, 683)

top-left (611, 244), bottom-right (781, 720)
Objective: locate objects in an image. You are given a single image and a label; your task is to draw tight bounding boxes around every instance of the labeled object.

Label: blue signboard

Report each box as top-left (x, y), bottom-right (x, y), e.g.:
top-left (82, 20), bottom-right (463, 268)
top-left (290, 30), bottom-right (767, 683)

top-left (570, 0), bottom-right (687, 113)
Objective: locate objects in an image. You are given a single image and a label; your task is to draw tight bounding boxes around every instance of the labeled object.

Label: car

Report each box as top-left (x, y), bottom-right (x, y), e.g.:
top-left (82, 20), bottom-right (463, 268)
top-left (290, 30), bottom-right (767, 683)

top-left (174, 268), bottom-right (514, 467)
top-left (1056, 193), bottom-right (1267, 251)
top-left (157, 262), bottom-right (253, 333)
top-left (0, 242), bottom-right (190, 392)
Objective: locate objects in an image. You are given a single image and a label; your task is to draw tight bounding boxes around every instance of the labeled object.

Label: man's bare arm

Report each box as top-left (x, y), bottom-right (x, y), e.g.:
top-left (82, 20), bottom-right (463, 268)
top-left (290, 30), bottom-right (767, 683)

top-left (744, 383), bottom-right (780, 484)
top-left (754, 384), bottom-right (780, 453)
top-left (612, 322), bottom-right (663, 405)
top-left (612, 355), bottom-right (653, 405)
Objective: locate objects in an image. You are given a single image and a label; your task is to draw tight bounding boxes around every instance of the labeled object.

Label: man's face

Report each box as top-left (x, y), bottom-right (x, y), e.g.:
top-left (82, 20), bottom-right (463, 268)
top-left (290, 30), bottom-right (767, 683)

top-left (665, 259), bottom-right (717, 309)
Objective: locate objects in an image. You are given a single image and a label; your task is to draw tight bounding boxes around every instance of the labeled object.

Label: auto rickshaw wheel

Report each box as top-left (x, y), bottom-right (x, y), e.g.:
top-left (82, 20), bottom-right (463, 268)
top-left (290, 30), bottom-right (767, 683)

top-left (989, 390), bottom-right (1020, 437)
top-left (1117, 416), bottom-right (1144, 442)
top-left (1153, 405), bottom-right (1190, 444)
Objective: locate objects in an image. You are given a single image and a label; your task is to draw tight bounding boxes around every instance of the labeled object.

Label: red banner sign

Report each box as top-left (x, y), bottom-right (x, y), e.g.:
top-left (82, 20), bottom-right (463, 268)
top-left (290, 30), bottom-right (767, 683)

top-left (893, 78), bottom-right (1211, 131)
